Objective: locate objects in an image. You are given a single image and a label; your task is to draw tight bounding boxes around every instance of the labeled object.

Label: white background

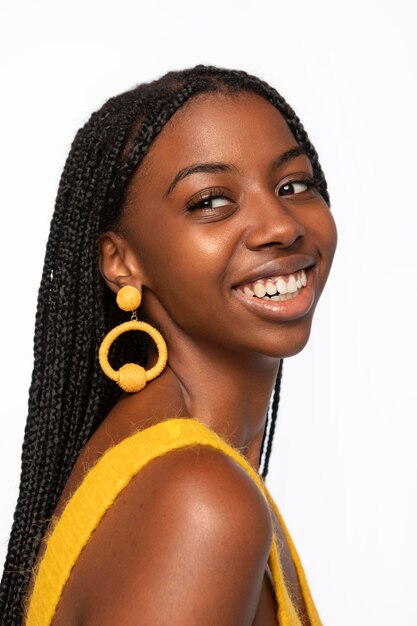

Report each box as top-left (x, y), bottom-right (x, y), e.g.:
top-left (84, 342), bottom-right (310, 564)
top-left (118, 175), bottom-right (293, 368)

top-left (1, 1), bottom-right (416, 624)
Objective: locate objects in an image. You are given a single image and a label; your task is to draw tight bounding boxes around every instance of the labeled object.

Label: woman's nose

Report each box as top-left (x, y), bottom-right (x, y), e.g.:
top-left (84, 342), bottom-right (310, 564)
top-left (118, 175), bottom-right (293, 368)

top-left (243, 191), bottom-right (307, 250)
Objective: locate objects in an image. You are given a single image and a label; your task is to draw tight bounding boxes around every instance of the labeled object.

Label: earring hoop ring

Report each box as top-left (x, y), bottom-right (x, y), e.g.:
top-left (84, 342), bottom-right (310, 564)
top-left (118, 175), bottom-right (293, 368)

top-left (98, 320), bottom-right (168, 392)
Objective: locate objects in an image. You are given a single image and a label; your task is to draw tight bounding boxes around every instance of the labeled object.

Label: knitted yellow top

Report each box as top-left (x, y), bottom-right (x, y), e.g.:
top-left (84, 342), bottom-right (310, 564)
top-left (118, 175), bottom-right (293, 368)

top-left (25, 417), bottom-right (322, 626)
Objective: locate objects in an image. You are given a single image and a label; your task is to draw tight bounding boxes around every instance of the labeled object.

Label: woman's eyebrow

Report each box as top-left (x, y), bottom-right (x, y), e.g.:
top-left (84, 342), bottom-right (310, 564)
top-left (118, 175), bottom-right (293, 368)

top-left (164, 145), bottom-right (307, 197)
top-left (164, 162), bottom-right (235, 197)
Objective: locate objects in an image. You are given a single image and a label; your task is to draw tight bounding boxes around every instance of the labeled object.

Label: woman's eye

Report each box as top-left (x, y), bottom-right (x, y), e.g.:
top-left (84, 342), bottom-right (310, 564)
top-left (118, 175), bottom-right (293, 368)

top-left (186, 188), bottom-right (232, 212)
top-left (196, 196), bottom-right (229, 209)
top-left (278, 178), bottom-right (314, 196)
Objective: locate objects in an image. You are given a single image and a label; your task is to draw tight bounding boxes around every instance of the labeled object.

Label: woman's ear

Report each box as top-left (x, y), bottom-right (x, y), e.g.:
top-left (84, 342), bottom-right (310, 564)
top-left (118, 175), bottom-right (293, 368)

top-left (99, 231), bottom-right (144, 295)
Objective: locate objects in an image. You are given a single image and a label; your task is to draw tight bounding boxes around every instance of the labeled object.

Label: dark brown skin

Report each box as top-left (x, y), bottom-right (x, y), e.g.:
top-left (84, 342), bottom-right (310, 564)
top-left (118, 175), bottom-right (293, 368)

top-left (38, 92), bottom-right (337, 625)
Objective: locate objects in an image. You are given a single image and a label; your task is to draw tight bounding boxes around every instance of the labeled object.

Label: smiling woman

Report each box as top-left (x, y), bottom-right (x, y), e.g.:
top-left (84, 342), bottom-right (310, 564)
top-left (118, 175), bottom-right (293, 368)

top-left (0, 65), bottom-right (337, 626)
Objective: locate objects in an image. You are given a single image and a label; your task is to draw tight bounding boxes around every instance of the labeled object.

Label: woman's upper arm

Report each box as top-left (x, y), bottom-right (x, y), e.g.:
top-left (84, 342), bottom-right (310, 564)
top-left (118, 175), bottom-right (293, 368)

top-left (80, 446), bottom-right (273, 626)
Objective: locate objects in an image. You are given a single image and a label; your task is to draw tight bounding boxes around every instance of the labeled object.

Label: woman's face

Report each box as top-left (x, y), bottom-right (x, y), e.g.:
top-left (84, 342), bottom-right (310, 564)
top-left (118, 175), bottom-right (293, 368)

top-left (117, 92), bottom-right (337, 358)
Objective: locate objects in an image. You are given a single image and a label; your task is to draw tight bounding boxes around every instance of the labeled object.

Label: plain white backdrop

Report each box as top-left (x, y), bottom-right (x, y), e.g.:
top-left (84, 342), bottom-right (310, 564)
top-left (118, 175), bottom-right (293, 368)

top-left (1, 1), bottom-right (416, 624)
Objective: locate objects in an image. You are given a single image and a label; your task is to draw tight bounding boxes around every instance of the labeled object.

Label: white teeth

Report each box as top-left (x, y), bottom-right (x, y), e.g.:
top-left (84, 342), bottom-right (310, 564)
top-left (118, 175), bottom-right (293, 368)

top-left (276, 278), bottom-right (288, 295)
top-left (254, 282), bottom-right (267, 298)
top-left (266, 281), bottom-right (277, 295)
top-left (287, 275), bottom-right (298, 294)
top-left (237, 267), bottom-right (310, 299)
top-left (243, 286), bottom-right (254, 297)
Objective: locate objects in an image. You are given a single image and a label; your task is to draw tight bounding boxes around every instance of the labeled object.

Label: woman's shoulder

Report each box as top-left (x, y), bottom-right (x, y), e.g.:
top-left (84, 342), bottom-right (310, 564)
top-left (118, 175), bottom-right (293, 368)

top-left (54, 418), bottom-right (273, 625)
top-left (39, 367), bottom-right (274, 624)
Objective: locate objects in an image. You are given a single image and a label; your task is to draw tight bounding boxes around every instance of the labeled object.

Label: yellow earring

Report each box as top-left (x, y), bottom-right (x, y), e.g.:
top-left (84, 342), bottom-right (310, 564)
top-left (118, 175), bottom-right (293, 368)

top-left (98, 285), bottom-right (168, 393)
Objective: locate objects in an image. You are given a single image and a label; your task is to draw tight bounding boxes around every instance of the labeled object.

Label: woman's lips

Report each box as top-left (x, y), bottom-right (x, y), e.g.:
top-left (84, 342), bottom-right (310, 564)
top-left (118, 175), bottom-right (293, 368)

top-left (232, 266), bottom-right (316, 322)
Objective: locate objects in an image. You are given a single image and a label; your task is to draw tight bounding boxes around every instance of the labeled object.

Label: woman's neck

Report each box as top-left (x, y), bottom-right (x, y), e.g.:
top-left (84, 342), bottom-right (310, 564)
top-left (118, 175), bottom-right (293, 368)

top-left (160, 332), bottom-right (281, 471)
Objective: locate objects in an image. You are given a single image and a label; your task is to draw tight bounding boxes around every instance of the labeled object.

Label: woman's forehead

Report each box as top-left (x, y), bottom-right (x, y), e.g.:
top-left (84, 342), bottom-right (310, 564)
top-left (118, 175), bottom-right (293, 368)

top-left (134, 92), bottom-right (298, 186)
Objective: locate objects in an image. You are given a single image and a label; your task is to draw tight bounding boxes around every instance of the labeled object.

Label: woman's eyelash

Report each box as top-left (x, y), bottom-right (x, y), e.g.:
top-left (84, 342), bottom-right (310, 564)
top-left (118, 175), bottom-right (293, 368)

top-left (186, 188), bottom-right (229, 211)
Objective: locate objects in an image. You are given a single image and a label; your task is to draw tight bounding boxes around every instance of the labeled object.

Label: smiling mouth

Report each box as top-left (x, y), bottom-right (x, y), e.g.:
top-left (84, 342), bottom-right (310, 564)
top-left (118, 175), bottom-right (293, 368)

top-left (234, 269), bottom-right (307, 302)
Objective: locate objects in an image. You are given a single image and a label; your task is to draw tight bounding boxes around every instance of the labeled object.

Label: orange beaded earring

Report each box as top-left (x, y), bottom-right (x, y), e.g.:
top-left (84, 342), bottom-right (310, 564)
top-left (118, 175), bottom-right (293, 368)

top-left (98, 285), bottom-right (168, 393)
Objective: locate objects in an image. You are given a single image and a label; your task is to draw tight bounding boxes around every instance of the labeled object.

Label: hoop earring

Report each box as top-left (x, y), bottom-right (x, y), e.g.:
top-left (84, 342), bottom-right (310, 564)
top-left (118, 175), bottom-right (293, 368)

top-left (98, 285), bottom-right (168, 393)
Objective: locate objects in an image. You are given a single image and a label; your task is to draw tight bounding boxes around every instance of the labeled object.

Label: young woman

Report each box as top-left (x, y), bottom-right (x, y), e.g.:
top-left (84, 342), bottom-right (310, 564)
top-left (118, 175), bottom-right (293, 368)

top-left (0, 65), bottom-right (337, 625)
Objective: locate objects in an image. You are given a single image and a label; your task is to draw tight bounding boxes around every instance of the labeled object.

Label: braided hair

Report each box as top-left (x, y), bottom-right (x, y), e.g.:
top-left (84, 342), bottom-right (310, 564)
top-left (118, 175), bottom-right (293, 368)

top-left (0, 64), bottom-right (330, 623)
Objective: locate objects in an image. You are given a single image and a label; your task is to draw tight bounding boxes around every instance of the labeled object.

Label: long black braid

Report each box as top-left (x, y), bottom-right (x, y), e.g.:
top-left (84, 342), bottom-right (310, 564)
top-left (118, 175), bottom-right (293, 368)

top-left (0, 64), bottom-right (330, 624)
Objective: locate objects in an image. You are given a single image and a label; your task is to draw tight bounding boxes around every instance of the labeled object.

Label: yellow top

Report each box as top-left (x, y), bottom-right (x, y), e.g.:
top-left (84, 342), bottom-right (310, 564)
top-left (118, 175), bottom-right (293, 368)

top-left (25, 417), bottom-right (322, 626)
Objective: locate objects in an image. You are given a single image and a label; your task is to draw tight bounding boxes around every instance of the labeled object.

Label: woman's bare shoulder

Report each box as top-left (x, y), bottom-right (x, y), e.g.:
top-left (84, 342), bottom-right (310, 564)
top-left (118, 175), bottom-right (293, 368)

top-left (55, 442), bottom-right (273, 626)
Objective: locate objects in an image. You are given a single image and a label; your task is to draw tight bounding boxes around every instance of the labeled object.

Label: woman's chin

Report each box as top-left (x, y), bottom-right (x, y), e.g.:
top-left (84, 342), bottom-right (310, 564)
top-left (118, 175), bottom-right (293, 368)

top-left (251, 320), bottom-right (313, 359)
